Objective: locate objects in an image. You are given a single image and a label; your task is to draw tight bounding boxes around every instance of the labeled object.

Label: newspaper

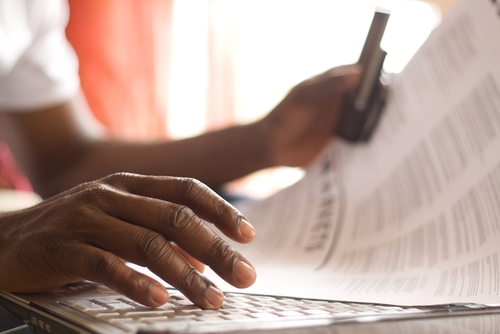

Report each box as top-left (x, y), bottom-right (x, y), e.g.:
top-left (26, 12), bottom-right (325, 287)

top-left (207, 0), bottom-right (500, 306)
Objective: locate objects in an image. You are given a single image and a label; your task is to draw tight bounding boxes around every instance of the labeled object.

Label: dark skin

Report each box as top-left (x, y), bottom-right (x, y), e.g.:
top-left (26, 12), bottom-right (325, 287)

top-left (0, 64), bottom-right (361, 309)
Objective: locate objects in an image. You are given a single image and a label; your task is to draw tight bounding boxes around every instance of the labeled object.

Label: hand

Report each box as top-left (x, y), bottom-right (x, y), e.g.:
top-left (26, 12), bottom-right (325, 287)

top-left (0, 173), bottom-right (257, 309)
top-left (258, 65), bottom-right (361, 167)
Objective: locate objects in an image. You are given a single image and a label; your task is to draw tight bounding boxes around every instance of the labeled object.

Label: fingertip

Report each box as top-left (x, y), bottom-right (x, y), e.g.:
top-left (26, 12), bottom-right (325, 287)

top-left (239, 218), bottom-right (256, 241)
top-left (205, 285), bottom-right (224, 309)
top-left (344, 68), bottom-right (363, 88)
top-left (233, 260), bottom-right (257, 288)
top-left (149, 283), bottom-right (169, 305)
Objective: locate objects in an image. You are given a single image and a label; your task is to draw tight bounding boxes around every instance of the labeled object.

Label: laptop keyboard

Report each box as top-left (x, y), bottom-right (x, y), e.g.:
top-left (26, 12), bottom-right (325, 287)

top-left (59, 290), bottom-right (428, 333)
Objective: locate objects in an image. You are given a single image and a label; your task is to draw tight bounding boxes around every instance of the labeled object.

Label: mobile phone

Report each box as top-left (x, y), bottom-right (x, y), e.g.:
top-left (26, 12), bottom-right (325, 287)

top-left (336, 10), bottom-right (390, 142)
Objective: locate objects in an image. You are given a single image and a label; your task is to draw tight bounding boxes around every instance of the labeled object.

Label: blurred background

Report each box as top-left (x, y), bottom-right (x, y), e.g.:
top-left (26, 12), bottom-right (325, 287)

top-left (1, 0), bottom-right (458, 197)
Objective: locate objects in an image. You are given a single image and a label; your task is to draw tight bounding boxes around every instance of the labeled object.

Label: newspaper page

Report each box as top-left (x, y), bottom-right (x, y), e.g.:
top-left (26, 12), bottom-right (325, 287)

top-left (206, 0), bottom-right (500, 306)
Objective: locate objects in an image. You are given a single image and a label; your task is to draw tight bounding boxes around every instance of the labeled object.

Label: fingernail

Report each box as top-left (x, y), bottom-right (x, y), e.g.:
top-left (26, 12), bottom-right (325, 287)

top-left (239, 219), bottom-right (256, 239)
top-left (205, 285), bottom-right (224, 308)
top-left (149, 284), bottom-right (169, 304)
top-left (233, 260), bottom-right (257, 286)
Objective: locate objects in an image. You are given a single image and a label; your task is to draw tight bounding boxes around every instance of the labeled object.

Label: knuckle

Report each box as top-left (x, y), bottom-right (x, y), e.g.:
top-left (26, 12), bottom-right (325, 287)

top-left (206, 238), bottom-right (235, 264)
top-left (212, 199), bottom-right (231, 217)
top-left (179, 177), bottom-right (204, 195)
top-left (87, 251), bottom-right (120, 278)
top-left (80, 183), bottom-right (114, 202)
top-left (75, 184), bottom-right (115, 212)
top-left (103, 172), bottom-right (139, 189)
top-left (167, 205), bottom-right (199, 234)
top-left (141, 233), bottom-right (169, 261)
top-left (177, 265), bottom-right (198, 289)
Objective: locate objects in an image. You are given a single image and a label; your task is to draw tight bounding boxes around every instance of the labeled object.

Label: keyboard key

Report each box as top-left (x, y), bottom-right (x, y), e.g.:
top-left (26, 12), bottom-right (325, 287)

top-left (250, 300), bottom-right (279, 307)
top-left (123, 311), bottom-right (172, 318)
top-left (302, 309), bottom-right (331, 316)
top-left (274, 310), bottom-right (305, 317)
top-left (276, 299), bottom-right (306, 306)
top-left (155, 302), bottom-right (179, 310)
top-left (219, 309), bottom-right (250, 315)
top-left (250, 307), bottom-right (276, 313)
top-left (324, 305), bottom-right (355, 312)
top-left (300, 300), bottom-right (330, 305)
top-left (140, 316), bottom-right (172, 323)
top-left (246, 296), bottom-right (276, 301)
top-left (165, 315), bottom-right (197, 322)
top-left (109, 318), bottom-right (147, 331)
top-left (273, 305), bottom-right (301, 312)
top-left (298, 304), bottom-right (328, 310)
top-left (221, 314), bottom-right (253, 320)
top-left (249, 313), bottom-right (280, 319)
top-left (226, 296), bottom-right (253, 303)
top-left (192, 310), bottom-right (224, 316)
top-left (221, 302), bottom-right (254, 309)
top-left (63, 300), bottom-right (108, 312)
top-left (348, 305), bottom-right (381, 312)
top-left (106, 303), bottom-right (136, 311)
top-left (169, 300), bottom-right (194, 306)
top-left (95, 312), bottom-right (121, 320)
top-left (196, 315), bottom-right (225, 322)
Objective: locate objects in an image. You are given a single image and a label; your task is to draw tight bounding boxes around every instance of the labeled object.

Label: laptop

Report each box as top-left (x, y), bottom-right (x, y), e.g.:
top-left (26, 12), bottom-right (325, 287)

top-left (2, 281), bottom-right (500, 334)
top-left (4, 0), bottom-right (500, 332)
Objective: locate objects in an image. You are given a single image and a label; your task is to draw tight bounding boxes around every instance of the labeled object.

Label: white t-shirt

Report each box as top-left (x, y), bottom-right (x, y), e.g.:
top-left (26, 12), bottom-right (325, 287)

top-left (0, 0), bottom-right (79, 111)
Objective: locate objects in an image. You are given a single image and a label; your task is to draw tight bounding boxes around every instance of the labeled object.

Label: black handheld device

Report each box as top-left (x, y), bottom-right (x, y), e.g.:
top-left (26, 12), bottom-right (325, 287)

top-left (336, 10), bottom-right (390, 142)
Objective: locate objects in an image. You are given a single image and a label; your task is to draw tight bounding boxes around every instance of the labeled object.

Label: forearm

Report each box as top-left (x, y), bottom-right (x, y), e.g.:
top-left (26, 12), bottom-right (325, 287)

top-left (2, 65), bottom-right (359, 198)
top-left (109, 122), bottom-right (272, 183)
top-left (52, 121), bottom-right (273, 197)
top-left (0, 97), bottom-right (275, 198)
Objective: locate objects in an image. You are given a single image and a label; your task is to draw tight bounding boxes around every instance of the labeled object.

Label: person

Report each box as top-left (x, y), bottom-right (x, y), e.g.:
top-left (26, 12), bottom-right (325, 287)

top-left (0, 0), bottom-right (361, 310)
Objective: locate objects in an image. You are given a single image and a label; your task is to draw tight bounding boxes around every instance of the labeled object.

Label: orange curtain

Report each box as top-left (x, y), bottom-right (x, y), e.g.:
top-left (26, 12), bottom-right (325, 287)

top-left (66, 0), bottom-right (174, 139)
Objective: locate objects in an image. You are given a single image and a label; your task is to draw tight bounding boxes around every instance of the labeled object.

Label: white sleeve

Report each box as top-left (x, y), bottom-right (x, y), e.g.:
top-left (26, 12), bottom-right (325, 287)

top-left (0, 0), bottom-right (80, 111)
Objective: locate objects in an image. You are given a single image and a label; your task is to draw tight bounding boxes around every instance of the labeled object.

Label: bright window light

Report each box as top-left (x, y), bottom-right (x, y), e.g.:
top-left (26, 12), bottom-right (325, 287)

top-left (167, 0), bottom-right (209, 139)
top-left (233, 0), bottom-right (441, 124)
top-left (165, 0), bottom-right (441, 197)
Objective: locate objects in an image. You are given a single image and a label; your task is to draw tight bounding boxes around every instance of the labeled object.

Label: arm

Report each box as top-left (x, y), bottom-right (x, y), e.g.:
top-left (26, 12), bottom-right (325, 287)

top-left (0, 65), bottom-right (360, 198)
top-left (0, 65), bottom-right (359, 309)
top-left (0, 95), bottom-right (271, 198)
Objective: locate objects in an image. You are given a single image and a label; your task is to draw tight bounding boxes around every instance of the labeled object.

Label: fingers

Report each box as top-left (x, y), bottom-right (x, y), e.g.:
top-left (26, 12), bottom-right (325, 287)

top-left (87, 204), bottom-right (256, 291)
top-left (292, 64), bottom-right (362, 104)
top-left (316, 64), bottom-right (362, 91)
top-left (72, 245), bottom-right (171, 307)
top-left (3, 174), bottom-right (256, 309)
top-left (14, 174), bottom-right (256, 309)
top-left (68, 176), bottom-right (257, 308)
top-left (100, 174), bottom-right (256, 244)
top-left (83, 218), bottom-right (247, 309)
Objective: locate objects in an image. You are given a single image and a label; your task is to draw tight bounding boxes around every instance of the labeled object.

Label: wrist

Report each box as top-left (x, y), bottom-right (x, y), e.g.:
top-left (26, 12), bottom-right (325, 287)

top-left (250, 117), bottom-right (276, 169)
